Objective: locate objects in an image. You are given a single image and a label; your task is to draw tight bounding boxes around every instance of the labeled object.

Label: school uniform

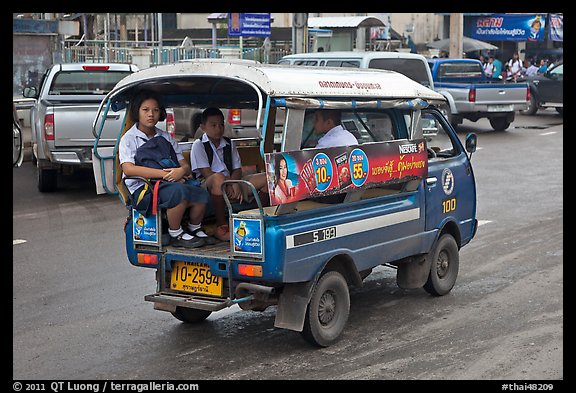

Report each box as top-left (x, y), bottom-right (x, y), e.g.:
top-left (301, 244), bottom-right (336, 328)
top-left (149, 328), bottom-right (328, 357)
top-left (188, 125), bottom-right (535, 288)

top-left (316, 125), bottom-right (358, 149)
top-left (119, 123), bottom-right (208, 216)
top-left (190, 133), bottom-right (242, 178)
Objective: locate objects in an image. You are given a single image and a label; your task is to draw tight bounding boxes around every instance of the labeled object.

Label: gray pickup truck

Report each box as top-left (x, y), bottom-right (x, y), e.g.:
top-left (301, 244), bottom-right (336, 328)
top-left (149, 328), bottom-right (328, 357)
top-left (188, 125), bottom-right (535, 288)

top-left (427, 58), bottom-right (529, 131)
top-left (23, 63), bottom-right (141, 192)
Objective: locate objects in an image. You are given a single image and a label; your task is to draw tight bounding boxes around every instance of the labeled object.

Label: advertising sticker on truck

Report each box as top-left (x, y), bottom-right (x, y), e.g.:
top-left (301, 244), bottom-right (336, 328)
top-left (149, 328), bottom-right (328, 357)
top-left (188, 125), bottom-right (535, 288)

top-left (132, 209), bottom-right (160, 245)
top-left (265, 139), bottom-right (428, 206)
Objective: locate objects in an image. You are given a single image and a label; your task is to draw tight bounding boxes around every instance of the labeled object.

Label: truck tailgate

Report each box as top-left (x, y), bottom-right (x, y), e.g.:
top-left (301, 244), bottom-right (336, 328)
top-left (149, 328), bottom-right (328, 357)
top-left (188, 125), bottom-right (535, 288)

top-left (52, 103), bottom-right (123, 147)
top-left (474, 83), bottom-right (528, 108)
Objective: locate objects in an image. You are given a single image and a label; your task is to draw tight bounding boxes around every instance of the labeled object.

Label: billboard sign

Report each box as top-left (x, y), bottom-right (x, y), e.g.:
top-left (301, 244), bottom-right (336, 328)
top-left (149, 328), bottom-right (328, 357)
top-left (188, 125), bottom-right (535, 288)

top-left (228, 13), bottom-right (271, 37)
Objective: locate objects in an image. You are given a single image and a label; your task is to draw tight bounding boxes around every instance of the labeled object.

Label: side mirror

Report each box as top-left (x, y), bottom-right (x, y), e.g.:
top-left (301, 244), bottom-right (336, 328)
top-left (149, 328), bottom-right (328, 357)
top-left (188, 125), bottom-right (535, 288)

top-left (23, 86), bottom-right (37, 99)
top-left (465, 133), bottom-right (477, 158)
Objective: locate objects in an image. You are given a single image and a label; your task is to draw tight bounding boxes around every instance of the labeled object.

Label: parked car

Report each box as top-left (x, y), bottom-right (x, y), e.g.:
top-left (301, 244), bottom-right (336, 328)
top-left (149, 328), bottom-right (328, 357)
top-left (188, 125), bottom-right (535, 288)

top-left (521, 62), bottom-right (563, 115)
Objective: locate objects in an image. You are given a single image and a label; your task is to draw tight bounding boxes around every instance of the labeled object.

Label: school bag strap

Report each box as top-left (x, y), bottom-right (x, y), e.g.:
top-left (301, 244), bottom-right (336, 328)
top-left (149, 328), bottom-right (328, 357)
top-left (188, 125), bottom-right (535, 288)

top-left (152, 180), bottom-right (162, 216)
top-left (203, 136), bottom-right (234, 174)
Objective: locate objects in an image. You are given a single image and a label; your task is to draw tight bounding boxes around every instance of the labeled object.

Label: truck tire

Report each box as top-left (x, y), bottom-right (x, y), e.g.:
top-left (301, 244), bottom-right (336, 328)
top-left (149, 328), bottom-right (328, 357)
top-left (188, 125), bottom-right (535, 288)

top-left (489, 117), bottom-right (511, 131)
top-left (171, 306), bottom-right (212, 323)
top-left (301, 270), bottom-right (350, 347)
top-left (423, 234), bottom-right (459, 296)
top-left (521, 93), bottom-right (539, 115)
top-left (37, 166), bottom-right (57, 192)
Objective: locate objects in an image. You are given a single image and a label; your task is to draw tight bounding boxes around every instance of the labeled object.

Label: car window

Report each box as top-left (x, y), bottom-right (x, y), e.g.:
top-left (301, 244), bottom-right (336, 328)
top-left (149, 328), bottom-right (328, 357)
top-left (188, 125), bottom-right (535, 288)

top-left (49, 71), bottom-right (132, 95)
top-left (368, 58), bottom-right (432, 87)
top-left (301, 109), bottom-right (398, 148)
top-left (294, 60), bottom-right (318, 66)
top-left (436, 62), bottom-right (483, 79)
top-left (550, 64), bottom-right (563, 76)
top-left (420, 110), bottom-right (458, 159)
top-left (325, 60), bottom-right (360, 68)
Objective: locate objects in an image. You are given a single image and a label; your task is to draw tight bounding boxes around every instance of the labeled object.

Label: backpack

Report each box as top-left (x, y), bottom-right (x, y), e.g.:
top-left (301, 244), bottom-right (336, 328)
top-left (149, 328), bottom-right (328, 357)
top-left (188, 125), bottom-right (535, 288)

top-left (202, 136), bottom-right (234, 174)
top-left (134, 135), bottom-right (179, 170)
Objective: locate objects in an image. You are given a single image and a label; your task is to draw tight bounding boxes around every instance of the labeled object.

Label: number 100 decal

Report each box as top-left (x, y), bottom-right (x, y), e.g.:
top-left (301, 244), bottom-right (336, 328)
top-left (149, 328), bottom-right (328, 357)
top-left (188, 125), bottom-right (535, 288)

top-left (312, 152), bottom-right (333, 192)
top-left (349, 148), bottom-right (369, 187)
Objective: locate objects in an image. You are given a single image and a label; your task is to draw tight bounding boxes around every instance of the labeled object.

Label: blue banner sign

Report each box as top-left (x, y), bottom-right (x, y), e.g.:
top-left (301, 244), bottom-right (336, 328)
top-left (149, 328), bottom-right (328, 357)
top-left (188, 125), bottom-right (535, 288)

top-left (228, 13), bottom-right (271, 37)
top-left (471, 14), bottom-right (546, 42)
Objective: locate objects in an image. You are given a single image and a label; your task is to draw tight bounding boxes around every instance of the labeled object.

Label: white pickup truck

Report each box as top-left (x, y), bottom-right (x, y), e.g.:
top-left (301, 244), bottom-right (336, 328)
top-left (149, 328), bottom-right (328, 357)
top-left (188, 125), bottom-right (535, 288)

top-left (23, 63), bottom-right (145, 192)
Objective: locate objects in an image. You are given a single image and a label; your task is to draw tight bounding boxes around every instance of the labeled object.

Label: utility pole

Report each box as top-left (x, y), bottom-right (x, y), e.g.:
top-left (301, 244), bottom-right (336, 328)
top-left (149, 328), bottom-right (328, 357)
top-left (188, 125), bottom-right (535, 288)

top-left (292, 13), bottom-right (308, 54)
top-left (449, 13), bottom-right (463, 59)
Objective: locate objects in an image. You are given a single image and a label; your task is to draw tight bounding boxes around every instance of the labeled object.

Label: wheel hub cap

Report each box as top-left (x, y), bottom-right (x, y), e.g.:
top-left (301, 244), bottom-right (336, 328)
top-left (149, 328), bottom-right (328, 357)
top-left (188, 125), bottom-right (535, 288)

top-left (318, 291), bottom-right (336, 325)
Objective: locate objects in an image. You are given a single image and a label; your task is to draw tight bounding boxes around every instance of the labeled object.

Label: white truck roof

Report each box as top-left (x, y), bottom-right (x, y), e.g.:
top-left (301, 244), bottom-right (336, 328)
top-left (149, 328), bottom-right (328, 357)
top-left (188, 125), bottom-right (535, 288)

top-left (280, 51), bottom-right (427, 61)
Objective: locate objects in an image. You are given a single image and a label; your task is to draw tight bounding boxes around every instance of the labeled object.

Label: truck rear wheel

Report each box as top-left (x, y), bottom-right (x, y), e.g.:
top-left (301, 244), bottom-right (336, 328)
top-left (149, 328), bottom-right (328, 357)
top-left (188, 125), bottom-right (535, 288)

top-left (423, 234), bottom-right (459, 296)
top-left (171, 306), bottom-right (212, 323)
top-left (301, 270), bottom-right (350, 347)
top-left (489, 117), bottom-right (511, 131)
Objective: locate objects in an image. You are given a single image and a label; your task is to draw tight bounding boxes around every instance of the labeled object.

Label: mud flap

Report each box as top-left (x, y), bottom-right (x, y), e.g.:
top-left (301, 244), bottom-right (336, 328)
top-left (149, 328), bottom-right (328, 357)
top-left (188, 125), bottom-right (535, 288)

top-left (396, 254), bottom-right (432, 289)
top-left (274, 280), bottom-right (316, 332)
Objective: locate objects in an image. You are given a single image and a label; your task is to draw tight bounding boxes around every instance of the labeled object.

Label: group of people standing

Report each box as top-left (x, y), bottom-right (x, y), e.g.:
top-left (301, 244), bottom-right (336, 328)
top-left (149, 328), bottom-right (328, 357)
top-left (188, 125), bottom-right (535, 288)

top-left (479, 52), bottom-right (559, 81)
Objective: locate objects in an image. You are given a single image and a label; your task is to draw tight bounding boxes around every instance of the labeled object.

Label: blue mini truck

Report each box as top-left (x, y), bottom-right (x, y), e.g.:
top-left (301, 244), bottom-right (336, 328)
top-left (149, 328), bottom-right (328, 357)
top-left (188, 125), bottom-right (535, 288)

top-left (93, 59), bottom-right (478, 347)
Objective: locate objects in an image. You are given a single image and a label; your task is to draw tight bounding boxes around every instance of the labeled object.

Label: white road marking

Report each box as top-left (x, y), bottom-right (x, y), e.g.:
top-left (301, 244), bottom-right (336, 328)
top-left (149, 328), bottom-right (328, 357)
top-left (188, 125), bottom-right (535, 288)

top-left (540, 132), bottom-right (557, 136)
top-left (13, 239), bottom-right (27, 245)
top-left (478, 220), bottom-right (492, 226)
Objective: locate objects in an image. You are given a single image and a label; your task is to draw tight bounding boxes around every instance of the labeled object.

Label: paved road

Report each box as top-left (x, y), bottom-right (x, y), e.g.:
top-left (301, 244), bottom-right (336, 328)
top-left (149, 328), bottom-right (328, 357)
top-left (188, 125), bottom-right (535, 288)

top-left (13, 111), bottom-right (563, 382)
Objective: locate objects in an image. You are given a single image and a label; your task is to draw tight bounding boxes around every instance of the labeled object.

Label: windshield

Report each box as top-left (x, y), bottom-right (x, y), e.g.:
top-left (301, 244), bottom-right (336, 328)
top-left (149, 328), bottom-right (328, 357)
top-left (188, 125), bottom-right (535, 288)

top-left (49, 70), bottom-right (132, 95)
top-left (436, 62), bottom-right (484, 79)
top-left (368, 58), bottom-right (431, 87)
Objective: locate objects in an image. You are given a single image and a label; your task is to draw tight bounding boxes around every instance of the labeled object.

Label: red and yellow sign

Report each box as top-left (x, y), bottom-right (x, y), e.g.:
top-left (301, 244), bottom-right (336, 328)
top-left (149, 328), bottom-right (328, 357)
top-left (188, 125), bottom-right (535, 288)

top-left (265, 139), bottom-right (428, 206)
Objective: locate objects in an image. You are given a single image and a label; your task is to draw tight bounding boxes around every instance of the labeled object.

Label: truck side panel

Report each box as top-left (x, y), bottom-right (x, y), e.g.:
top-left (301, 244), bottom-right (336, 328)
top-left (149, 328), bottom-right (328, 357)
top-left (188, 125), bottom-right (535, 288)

top-left (265, 190), bottom-right (433, 283)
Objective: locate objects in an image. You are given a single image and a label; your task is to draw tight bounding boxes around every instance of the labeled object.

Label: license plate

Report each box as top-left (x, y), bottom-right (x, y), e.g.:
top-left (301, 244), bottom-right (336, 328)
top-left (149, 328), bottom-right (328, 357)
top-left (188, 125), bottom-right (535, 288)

top-left (170, 261), bottom-right (223, 296)
top-left (488, 104), bottom-right (514, 112)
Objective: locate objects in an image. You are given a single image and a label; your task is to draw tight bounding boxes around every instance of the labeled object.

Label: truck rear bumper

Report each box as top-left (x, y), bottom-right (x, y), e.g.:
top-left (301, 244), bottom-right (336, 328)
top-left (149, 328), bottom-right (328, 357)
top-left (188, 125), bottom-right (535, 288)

top-left (50, 148), bottom-right (93, 165)
top-left (145, 292), bottom-right (231, 312)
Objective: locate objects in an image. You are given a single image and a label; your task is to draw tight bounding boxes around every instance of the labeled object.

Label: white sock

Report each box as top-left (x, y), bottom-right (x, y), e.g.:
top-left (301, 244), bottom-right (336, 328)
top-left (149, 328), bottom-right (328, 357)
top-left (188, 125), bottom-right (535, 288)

top-left (169, 227), bottom-right (194, 240)
top-left (187, 223), bottom-right (208, 238)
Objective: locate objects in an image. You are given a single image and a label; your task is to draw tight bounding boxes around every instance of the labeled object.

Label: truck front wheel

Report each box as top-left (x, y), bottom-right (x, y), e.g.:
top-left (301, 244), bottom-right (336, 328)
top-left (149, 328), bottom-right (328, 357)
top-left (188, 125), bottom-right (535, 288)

top-left (423, 234), bottom-right (459, 296)
top-left (301, 271), bottom-right (350, 347)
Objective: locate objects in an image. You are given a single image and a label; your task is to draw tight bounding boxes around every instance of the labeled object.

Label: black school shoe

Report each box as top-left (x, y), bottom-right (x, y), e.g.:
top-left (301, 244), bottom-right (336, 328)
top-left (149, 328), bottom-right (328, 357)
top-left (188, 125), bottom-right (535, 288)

top-left (170, 232), bottom-right (205, 248)
top-left (188, 227), bottom-right (217, 245)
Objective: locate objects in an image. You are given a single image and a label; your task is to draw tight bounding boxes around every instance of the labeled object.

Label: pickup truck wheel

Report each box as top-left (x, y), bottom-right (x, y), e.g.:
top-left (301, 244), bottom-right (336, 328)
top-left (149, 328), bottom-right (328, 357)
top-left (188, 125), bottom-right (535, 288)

top-left (301, 270), bottom-right (350, 347)
top-left (171, 306), bottom-right (212, 323)
top-left (423, 234), bottom-right (459, 296)
top-left (489, 117), bottom-right (511, 131)
top-left (521, 93), bottom-right (539, 115)
top-left (37, 167), bottom-right (57, 192)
